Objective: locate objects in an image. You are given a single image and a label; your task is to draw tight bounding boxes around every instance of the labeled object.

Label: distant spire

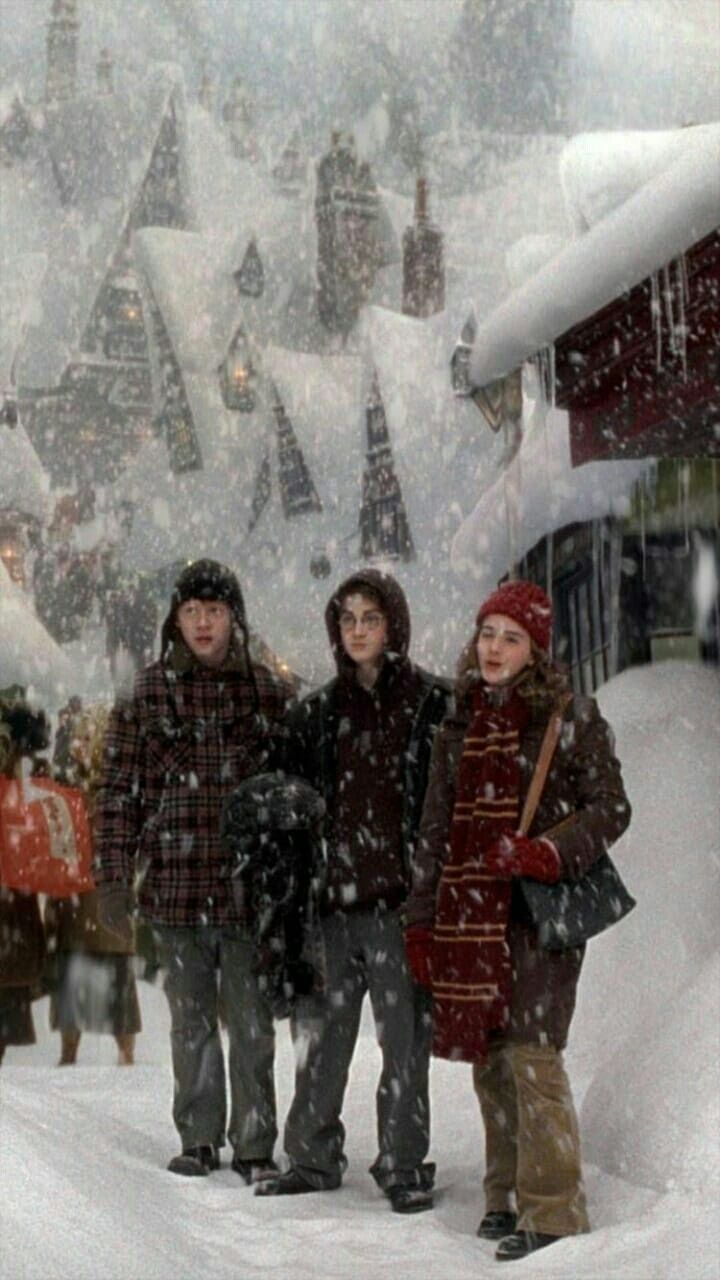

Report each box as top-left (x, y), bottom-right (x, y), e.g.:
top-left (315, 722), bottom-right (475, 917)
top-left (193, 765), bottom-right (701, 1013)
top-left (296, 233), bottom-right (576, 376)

top-left (96, 47), bottom-right (114, 96)
top-left (359, 373), bottom-right (414, 562)
top-left (271, 384), bottom-right (322, 520)
top-left (402, 176), bottom-right (445, 318)
top-left (198, 60), bottom-right (213, 112)
top-left (234, 239), bottom-right (265, 298)
top-left (45, 0), bottom-right (80, 105)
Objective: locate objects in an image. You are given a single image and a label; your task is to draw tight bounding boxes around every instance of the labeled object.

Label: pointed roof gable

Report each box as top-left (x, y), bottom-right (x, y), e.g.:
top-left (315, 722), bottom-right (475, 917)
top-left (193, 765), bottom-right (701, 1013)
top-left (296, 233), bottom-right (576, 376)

top-left (13, 67), bottom-right (193, 391)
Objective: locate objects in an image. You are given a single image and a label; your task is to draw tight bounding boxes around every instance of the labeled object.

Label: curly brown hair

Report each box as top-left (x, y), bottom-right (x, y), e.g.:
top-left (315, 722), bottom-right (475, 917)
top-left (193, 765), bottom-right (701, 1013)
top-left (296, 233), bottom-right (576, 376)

top-left (456, 629), bottom-right (569, 710)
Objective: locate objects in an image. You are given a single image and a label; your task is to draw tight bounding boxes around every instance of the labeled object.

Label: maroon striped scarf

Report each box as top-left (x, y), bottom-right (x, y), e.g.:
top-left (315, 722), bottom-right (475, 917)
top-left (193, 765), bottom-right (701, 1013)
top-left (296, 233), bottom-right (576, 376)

top-left (431, 686), bottom-right (529, 1063)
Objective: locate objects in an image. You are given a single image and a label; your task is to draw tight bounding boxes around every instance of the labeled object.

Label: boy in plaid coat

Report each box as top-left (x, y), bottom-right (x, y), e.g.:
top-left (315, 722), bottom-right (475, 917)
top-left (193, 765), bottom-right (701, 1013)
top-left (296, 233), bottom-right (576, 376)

top-left (94, 560), bottom-right (291, 1180)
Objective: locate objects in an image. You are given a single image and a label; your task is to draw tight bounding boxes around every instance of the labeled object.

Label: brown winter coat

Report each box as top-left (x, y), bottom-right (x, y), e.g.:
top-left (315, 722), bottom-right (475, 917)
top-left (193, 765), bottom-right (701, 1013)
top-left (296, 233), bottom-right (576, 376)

top-left (405, 692), bottom-right (631, 1049)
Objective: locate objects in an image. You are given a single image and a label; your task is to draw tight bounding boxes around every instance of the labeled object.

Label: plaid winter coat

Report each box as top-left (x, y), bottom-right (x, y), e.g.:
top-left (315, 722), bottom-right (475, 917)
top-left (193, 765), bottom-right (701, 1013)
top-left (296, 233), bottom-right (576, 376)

top-left (94, 655), bottom-right (289, 927)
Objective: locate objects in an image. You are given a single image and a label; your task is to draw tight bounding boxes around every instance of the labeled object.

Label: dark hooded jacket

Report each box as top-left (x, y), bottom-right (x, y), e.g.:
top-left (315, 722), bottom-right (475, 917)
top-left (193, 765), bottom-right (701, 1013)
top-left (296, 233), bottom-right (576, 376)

top-left (284, 569), bottom-right (451, 915)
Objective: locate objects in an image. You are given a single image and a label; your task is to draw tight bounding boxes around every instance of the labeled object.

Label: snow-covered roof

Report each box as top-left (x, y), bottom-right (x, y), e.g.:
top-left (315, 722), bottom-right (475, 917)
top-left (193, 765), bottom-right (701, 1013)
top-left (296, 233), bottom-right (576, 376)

top-left (0, 420), bottom-right (49, 523)
top-left (8, 67), bottom-right (192, 390)
top-left (560, 125), bottom-right (719, 233)
top-left (0, 252), bottom-right (47, 389)
top-left (119, 218), bottom-right (298, 572)
top-left (0, 559), bottom-right (75, 709)
top-left (451, 366), bottom-right (650, 591)
top-left (236, 306), bottom-right (507, 683)
top-left (464, 122), bottom-right (720, 390)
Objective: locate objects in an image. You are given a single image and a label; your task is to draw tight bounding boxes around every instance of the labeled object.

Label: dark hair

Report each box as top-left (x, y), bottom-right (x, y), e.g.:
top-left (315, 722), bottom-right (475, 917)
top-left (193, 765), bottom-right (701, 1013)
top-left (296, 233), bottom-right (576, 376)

top-left (339, 584), bottom-right (385, 613)
top-left (456, 629), bottom-right (569, 709)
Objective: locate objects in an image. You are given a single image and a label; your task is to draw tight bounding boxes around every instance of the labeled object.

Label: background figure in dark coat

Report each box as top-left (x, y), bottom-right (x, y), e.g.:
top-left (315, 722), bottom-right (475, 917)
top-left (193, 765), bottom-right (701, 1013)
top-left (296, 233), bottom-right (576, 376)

top-left (258, 568), bottom-right (451, 1214)
top-left (46, 702), bottom-right (140, 1067)
top-left (0, 687), bottom-right (49, 1065)
top-left (94, 559), bottom-right (291, 1181)
top-left (403, 581), bottom-right (631, 1263)
top-left (105, 573), bottom-right (159, 683)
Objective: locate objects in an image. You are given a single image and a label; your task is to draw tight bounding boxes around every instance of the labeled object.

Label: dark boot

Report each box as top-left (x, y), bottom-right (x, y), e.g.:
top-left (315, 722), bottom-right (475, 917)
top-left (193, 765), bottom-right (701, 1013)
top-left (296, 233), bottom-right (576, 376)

top-left (387, 1185), bottom-right (434, 1214)
top-left (255, 1167), bottom-right (334, 1197)
top-left (58, 1030), bottom-right (81, 1066)
top-left (167, 1146), bottom-right (220, 1177)
top-left (231, 1156), bottom-right (279, 1185)
top-left (477, 1210), bottom-right (518, 1240)
top-left (495, 1231), bottom-right (561, 1261)
top-left (115, 1033), bottom-right (135, 1066)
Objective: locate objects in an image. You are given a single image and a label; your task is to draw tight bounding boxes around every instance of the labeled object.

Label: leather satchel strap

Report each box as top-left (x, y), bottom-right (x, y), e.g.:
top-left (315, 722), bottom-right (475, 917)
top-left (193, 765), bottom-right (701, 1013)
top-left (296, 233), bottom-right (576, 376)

top-left (518, 692), bottom-right (573, 836)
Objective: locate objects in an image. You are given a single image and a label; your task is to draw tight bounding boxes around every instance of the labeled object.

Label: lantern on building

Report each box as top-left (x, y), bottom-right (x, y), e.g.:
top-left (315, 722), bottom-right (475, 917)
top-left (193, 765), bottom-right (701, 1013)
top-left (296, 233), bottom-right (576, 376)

top-left (220, 328), bottom-right (256, 412)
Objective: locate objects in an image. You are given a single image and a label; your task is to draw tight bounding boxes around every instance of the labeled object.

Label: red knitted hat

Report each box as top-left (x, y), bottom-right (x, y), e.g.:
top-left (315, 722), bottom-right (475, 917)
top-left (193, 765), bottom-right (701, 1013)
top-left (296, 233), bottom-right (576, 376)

top-left (476, 580), bottom-right (553, 653)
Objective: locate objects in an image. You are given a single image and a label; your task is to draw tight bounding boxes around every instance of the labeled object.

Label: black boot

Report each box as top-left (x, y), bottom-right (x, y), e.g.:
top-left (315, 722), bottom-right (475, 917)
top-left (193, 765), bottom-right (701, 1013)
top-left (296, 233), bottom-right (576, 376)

top-left (387, 1185), bottom-right (434, 1214)
top-left (255, 1167), bottom-right (336, 1197)
top-left (477, 1211), bottom-right (518, 1240)
top-left (167, 1146), bottom-right (220, 1177)
top-left (231, 1156), bottom-right (279, 1185)
top-left (495, 1231), bottom-right (560, 1261)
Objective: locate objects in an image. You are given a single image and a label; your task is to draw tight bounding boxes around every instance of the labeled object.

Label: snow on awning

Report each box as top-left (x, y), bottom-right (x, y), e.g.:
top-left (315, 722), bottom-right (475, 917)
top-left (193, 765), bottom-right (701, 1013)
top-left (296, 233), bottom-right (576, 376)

top-left (450, 370), bottom-right (650, 590)
top-left (458, 123), bottom-right (720, 393)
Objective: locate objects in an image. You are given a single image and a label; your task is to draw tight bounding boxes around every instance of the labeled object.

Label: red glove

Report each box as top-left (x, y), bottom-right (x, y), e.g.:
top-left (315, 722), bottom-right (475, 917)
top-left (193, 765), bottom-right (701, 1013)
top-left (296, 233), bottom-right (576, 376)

top-left (483, 833), bottom-right (562, 884)
top-left (403, 925), bottom-right (434, 990)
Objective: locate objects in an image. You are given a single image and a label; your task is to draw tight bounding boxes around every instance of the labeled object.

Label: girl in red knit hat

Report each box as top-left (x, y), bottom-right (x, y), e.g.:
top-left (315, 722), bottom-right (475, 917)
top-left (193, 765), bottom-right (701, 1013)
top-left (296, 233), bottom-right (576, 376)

top-left (403, 580), bottom-right (631, 1262)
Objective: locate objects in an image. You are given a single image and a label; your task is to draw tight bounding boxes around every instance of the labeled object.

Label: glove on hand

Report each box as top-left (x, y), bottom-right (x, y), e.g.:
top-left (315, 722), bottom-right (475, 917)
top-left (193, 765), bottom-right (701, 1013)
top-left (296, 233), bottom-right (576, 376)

top-left (483, 833), bottom-right (562, 884)
top-left (96, 882), bottom-right (133, 940)
top-left (403, 925), bottom-right (434, 990)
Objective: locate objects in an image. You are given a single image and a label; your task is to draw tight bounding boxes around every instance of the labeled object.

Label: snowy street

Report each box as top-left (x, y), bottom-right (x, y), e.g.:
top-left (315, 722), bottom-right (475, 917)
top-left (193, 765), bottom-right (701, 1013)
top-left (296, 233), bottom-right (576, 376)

top-left (0, 992), bottom-right (708, 1280)
top-left (2, 662), bottom-right (718, 1280)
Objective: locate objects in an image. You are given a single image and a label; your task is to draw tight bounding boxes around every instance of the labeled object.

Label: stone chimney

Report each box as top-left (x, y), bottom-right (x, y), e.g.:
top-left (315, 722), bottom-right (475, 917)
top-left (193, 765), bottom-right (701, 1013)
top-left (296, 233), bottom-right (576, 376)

top-left (402, 177), bottom-right (445, 319)
top-left (96, 47), bottom-right (114, 96)
top-left (45, 0), bottom-right (80, 105)
top-left (315, 132), bottom-right (381, 337)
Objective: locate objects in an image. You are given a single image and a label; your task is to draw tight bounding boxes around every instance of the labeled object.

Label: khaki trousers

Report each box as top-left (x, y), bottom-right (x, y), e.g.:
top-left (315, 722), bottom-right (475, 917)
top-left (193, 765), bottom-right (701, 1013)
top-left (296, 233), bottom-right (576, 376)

top-left (472, 1041), bottom-right (590, 1237)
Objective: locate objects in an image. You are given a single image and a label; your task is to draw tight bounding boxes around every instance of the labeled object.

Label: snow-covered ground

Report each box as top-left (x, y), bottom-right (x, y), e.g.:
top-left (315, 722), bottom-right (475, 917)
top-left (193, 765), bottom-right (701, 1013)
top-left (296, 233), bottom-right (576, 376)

top-left (1, 661), bottom-right (718, 1280)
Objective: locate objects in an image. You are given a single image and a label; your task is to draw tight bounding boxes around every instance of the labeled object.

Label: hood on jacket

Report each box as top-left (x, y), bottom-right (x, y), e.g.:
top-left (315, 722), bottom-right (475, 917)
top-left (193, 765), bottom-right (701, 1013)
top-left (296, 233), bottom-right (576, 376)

top-left (160, 558), bottom-right (248, 661)
top-left (325, 567), bottom-right (411, 677)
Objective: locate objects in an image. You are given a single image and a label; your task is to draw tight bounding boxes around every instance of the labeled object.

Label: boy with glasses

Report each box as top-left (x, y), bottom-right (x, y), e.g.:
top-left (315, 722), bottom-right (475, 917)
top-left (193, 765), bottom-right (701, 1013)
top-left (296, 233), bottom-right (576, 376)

top-left (258, 568), bottom-right (451, 1212)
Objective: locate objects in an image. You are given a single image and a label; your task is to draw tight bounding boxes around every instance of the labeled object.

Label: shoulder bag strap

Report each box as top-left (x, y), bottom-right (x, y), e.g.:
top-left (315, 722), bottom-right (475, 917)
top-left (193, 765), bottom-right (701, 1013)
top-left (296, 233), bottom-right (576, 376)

top-left (518, 692), bottom-right (573, 836)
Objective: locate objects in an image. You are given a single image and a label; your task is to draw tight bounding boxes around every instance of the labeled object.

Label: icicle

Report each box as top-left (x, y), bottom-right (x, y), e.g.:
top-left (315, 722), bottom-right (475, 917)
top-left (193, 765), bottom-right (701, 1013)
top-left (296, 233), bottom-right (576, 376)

top-left (548, 340), bottom-right (556, 409)
top-left (674, 255), bottom-right (689, 380)
top-left (662, 265), bottom-right (676, 357)
top-left (650, 271), bottom-right (663, 370)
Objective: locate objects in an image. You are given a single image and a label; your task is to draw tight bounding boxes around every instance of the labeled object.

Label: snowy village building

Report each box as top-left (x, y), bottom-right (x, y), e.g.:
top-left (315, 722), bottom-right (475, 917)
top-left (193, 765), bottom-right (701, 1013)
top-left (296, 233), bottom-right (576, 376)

top-left (111, 117), bottom-right (513, 683)
top-left (0, 0), bottom-right (193, 489)
top-left (453, 122), bottom-right (720, 691)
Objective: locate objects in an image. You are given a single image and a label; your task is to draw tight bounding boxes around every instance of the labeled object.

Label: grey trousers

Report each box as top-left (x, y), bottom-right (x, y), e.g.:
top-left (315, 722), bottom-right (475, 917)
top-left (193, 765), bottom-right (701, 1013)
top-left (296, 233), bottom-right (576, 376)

top-left (284, 909), bottom-right (433, 1191)
top-left (153, 925), bottom-right (277, 1158)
